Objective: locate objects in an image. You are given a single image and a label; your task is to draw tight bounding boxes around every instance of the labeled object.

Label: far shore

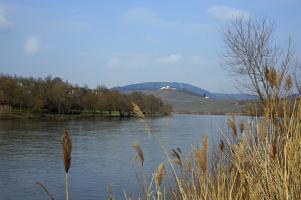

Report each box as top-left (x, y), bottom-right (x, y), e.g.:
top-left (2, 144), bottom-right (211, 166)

top-left (0, 111), bottom-right (256, 121)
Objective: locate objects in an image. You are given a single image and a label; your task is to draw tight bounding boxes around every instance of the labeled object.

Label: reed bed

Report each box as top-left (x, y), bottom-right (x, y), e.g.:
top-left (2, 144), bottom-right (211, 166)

top-left (129, 75), bottom-right (301, 199)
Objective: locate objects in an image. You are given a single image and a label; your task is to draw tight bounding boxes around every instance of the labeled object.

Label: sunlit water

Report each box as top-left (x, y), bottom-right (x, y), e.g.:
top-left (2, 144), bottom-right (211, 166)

top-left (0, 114), bottom-right (244, 200)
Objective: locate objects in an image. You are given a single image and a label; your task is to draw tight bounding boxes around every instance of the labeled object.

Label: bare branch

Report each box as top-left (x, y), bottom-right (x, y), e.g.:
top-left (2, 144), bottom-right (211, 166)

top-left (223, 17), bottom-right (297, 103)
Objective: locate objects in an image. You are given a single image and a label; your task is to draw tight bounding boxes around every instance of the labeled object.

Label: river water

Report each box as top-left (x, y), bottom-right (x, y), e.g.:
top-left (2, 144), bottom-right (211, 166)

top-left (0, 114), bottom-right (240, 200)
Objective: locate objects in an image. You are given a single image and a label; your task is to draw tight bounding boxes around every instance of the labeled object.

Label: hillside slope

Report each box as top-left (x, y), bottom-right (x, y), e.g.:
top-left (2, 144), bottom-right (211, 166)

top-left (140, 90), bottom-right (251, 114)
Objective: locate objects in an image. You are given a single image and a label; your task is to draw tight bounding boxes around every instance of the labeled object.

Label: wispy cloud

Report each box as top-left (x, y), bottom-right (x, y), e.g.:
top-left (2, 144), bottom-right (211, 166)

top-left (24, 37), bottom-right (40, 55)
top-left (122, 6), bottom-right (211, 32)
top-left (106, 55), bottom-right (150, 69)
top-left (156, 54), bottom-right (211, 66)
top-left (208, 5), bottom-right (250, 21)
top-left (49, 20), bottom-right (93, 32)
top-left (122, 7), bottom-right (162, 25)
top-left (0, 4), bottom-right (13, 29)
top-left (106, 54), bottom-right (212, 69)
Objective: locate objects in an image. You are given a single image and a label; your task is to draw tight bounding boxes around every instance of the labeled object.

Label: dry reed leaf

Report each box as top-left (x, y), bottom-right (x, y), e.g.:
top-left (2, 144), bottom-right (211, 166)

top-left (258, 120), bottom-right (267, 143)
top-left (271, 137), bottom-right (277, 160)
top-left (171, 148), bottom-right (183, 167)
top-left (36, 182), bottom-right (55, 200)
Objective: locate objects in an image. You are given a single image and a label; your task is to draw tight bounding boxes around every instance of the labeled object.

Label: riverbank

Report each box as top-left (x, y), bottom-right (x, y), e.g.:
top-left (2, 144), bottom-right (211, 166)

top-left (0, 110), bottom-right (170, 120)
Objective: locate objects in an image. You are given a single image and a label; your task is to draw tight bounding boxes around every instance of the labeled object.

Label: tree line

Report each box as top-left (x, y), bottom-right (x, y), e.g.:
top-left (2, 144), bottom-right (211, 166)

top-left (0, 74), bottom-right (172, 117)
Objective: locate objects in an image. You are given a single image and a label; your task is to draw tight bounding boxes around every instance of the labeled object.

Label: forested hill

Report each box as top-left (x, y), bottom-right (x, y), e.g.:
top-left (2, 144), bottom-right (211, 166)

top-left (0, 75), bottom-right (172, 119)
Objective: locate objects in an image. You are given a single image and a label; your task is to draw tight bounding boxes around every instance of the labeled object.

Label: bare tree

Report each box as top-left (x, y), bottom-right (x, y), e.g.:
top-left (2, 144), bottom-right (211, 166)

top-left (223, 17), bottom-right (296, 104)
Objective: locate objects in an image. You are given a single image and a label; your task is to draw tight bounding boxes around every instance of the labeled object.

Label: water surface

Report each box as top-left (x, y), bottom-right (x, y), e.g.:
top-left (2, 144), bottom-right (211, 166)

top-left (0, 114), bottom-right (236, 199)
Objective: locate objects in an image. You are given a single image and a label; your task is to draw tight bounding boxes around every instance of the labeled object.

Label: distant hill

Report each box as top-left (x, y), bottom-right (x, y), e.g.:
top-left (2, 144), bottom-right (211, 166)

top-left (112, 82), bottom-right (258, 114)
top-left (112, 82), bottom-right (257, 100)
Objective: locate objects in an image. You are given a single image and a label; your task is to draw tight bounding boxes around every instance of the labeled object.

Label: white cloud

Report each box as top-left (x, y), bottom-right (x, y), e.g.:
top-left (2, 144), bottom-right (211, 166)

top-left (0, 4), bottom-right (12, 29)
top-left (24, 37), bottom-right (40, 55)
top-left (156, 54), bottom-right (184, 65)
top-left (208, 6), bottom-right (250, 21)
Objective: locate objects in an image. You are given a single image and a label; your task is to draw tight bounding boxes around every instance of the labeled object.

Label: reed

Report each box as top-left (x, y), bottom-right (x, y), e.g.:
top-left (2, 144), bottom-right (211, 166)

top-left (155, 163), bottom-right (165, 199)
top-left (62, 129), bottom-right (72, 200)
top-left (132, 102), bottom-right (151, 136)
top-left (129, 94), bottom-right (301, 199)
top-left (193, 136), bottom-right (208, 174)
top-left (133, 142), bottom-right (144, 166)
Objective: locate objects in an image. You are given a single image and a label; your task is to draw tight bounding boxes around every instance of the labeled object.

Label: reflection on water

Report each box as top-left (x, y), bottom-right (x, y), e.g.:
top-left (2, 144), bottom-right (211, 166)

top-left (0, 114), bottom-right (239, 199)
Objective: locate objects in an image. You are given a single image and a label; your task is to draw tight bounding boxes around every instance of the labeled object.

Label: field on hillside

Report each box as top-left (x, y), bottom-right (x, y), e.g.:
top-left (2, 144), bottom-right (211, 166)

top-left (142, 90), bottom-right (252, 114)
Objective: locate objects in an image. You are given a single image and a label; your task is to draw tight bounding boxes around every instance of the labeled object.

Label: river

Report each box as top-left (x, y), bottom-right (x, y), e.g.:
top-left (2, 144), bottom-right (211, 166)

top-left (0, 114), bottom-right (242, 200)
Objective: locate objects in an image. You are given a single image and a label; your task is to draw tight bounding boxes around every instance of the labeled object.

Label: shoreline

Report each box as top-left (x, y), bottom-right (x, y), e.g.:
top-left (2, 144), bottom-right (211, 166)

top-left (0, 112), bottom-right (170, 121)
top-left (0, 111), bottom-right (254, 121)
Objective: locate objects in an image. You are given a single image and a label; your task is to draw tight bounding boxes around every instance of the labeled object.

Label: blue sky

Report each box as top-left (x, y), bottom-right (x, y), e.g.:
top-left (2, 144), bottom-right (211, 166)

top-left (0, 0), bottom-right (300, 92)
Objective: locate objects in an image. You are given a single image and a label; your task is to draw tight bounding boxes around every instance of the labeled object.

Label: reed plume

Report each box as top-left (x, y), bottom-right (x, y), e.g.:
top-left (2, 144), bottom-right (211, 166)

top-left (107, 184), bottom-right (114, 200)
top-left (133, 142), bottom-right (144, 166)
top-left (239, 120), bottom-right (245, 133)
top-left (132, 102), bottom-right (151, 136)
top-left (228, 116), bottom-right (237, 138)
top-left (132, 102), bottom-right (145, 120)
top-left (194, 136), bottom-right (208, 173)
top-left (265, 67), bottom-right (277, 88)
top-left (155, 163), bottom-right (166, 188)
top-left (219, 139), bottom-right (224, 152)
top-left (155, 163), bottom-right (165, 200)
top-left (62, 129), bottom-right (72, 200)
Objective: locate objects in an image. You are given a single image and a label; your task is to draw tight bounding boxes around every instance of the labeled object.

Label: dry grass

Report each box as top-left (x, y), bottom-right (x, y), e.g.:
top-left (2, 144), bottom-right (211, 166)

top-left (130, 93), bottom-right (301, 199)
